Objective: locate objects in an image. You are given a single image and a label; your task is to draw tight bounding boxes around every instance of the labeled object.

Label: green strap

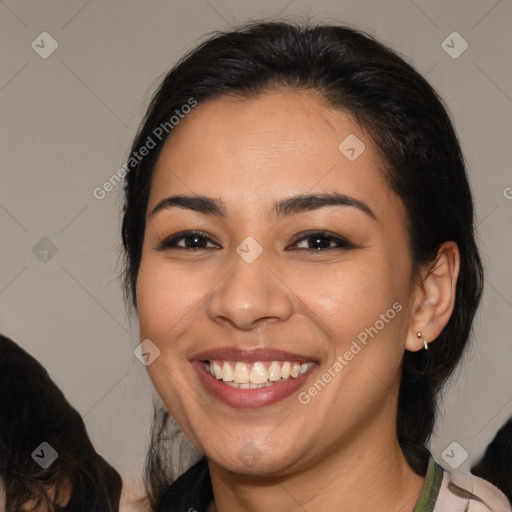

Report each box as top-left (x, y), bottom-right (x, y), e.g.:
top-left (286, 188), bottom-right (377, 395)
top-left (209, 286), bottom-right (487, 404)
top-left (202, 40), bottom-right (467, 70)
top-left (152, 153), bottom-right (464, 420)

top-left (412, 455), bottom-right (444, 512)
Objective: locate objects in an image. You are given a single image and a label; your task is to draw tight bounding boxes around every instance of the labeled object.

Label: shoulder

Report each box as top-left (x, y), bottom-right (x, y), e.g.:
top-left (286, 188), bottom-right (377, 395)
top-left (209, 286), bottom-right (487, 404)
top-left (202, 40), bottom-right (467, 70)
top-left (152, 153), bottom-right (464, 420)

top-left (155, 457), bottom-right (212, 512)
top-left (434, 464), bottom-right (511, 512)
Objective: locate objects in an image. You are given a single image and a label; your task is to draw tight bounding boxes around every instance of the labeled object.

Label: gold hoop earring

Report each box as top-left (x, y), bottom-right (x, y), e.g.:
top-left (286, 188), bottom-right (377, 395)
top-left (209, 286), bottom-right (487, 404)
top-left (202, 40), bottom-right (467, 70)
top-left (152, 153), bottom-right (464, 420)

top-left (417, 332), bottom-right (428, 351)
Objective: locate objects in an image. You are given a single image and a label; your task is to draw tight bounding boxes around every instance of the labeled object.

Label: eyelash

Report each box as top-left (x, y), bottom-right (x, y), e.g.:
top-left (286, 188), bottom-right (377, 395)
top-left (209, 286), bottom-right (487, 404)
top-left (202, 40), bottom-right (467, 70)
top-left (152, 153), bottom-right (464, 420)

top-left (155, 230), bottom-right (356, 254)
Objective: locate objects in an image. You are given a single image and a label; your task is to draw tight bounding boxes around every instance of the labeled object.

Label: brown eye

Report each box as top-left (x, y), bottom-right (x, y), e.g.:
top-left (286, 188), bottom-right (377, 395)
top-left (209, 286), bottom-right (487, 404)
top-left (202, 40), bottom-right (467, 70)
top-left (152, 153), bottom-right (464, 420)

top-left (288, 231), bottom-right (356, 253)
top-left (156, 231), bottom-right (221, 251)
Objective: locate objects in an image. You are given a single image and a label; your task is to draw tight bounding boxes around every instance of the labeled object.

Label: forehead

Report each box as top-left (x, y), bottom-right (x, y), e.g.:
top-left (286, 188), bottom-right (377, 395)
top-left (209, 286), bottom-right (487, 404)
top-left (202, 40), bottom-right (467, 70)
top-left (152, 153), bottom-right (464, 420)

top-left (149, 89), bottom-right (401, 221)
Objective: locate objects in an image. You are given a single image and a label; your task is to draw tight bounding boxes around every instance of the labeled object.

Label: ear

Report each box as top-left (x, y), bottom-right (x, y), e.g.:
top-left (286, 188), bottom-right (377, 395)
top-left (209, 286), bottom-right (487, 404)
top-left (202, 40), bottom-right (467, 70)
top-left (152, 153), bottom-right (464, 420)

top-left (405, 241), bottom-right (460, 352)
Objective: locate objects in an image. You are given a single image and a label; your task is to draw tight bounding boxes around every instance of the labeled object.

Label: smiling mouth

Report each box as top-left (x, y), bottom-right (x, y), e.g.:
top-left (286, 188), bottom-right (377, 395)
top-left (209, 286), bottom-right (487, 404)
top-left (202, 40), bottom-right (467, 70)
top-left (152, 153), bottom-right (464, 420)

top-left (203, 360), bottom-right (316, 389)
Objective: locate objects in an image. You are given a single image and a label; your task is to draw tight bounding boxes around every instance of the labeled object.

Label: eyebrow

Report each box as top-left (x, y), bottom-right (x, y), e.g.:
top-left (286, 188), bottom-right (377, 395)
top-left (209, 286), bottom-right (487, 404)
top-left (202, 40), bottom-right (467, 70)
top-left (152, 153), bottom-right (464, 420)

top-left (150, 192), bottom-right (376, 220)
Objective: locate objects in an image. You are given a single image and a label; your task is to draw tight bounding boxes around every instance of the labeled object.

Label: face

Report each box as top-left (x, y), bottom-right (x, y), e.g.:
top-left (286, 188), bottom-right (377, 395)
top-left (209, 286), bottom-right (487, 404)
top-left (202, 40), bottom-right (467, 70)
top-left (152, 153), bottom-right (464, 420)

top-left (18, 479), bottom-right (71, 512)
top-left (136, 89), bottom-right (418, 475)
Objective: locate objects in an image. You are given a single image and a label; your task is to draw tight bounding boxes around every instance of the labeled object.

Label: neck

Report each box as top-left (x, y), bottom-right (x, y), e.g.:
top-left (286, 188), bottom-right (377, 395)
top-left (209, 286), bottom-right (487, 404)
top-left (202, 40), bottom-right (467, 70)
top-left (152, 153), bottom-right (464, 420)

top-left (206, 401), bottom-right (425, 512)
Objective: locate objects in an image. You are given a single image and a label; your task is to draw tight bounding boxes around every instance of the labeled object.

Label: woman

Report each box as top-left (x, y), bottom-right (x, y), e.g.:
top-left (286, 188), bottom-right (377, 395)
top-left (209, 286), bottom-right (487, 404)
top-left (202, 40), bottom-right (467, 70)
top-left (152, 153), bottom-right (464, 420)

top-left (0, 334), bottom-right (122, 511)
top-left (121, 21), bottom-right (510, 511)
top-left (472, 417), bottom-right (512, 505)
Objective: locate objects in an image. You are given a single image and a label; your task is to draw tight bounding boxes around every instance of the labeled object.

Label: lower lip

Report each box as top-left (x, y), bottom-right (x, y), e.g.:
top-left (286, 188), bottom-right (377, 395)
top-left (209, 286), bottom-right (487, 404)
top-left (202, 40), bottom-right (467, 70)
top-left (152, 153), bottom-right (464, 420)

top-left (191, 361), bottom-right (316, 408)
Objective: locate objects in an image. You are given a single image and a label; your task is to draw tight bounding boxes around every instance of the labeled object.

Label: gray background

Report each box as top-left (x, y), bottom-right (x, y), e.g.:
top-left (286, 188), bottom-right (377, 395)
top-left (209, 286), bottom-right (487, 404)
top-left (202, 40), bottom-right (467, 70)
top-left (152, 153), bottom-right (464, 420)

top-left (1, 0), bottom-right (511, 495)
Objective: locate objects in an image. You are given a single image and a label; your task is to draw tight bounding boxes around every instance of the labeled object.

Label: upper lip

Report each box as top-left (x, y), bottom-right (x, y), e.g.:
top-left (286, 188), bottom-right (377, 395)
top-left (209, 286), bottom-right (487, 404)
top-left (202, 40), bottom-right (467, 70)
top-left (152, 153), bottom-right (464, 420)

top-left (190, 347), bottom-right (316, 363)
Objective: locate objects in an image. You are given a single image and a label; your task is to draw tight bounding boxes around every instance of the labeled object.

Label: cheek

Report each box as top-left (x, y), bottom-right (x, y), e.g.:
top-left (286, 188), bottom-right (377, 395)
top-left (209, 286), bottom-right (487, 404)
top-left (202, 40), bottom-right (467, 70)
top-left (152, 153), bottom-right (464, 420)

top-left (136, 257), bottom-right (205, 340)
top-left (136, 262), bottom-right (169, 340)
top-left (136, 260), bottom-right (200, 421)
top-left (294, 260), bottom-right (403, 338)
top-left (294, 256), bottom-right (410, 397)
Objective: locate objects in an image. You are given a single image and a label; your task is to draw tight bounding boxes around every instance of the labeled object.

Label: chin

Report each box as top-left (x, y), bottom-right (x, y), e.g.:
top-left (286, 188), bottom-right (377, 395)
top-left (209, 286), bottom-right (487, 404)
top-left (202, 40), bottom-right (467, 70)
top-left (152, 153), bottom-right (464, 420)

top-left (204, 439), bottom-right (306, 477)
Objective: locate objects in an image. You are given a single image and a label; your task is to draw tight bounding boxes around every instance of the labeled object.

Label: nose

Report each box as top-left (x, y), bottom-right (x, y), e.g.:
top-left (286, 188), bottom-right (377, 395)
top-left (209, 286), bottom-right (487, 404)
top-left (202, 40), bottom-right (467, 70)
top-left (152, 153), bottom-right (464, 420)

top-left (205, 251), bottom-right (294, 330)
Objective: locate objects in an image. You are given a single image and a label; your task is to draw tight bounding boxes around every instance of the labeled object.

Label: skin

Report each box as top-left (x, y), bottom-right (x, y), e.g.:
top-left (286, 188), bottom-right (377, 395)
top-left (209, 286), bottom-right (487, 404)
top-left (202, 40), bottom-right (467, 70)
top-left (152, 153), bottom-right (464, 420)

top-left (136, 88), bottom-right (460, 512)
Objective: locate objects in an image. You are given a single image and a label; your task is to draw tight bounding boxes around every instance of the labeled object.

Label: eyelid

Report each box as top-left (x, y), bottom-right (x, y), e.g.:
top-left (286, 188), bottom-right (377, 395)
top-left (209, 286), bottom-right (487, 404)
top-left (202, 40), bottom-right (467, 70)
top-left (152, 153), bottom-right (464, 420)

top-left (287, 230), bottom-right (357, 250)
top-left (155, 230), bottom-right (221, 251)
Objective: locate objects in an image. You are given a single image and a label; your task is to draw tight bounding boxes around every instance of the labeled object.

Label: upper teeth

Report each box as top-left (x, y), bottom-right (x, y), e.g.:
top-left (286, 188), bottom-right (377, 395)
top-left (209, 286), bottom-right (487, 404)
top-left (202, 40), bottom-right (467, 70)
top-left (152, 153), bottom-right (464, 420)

top-left (207, 360), bottom-right (314, 385)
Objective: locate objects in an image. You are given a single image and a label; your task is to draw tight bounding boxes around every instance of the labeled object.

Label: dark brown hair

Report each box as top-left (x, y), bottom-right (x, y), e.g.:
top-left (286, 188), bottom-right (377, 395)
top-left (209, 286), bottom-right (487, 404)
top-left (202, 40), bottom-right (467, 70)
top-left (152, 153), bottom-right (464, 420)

top-left (0, 334), bottom-right (122, 511)
top-left (472, 417), bottom-right (512, 504)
